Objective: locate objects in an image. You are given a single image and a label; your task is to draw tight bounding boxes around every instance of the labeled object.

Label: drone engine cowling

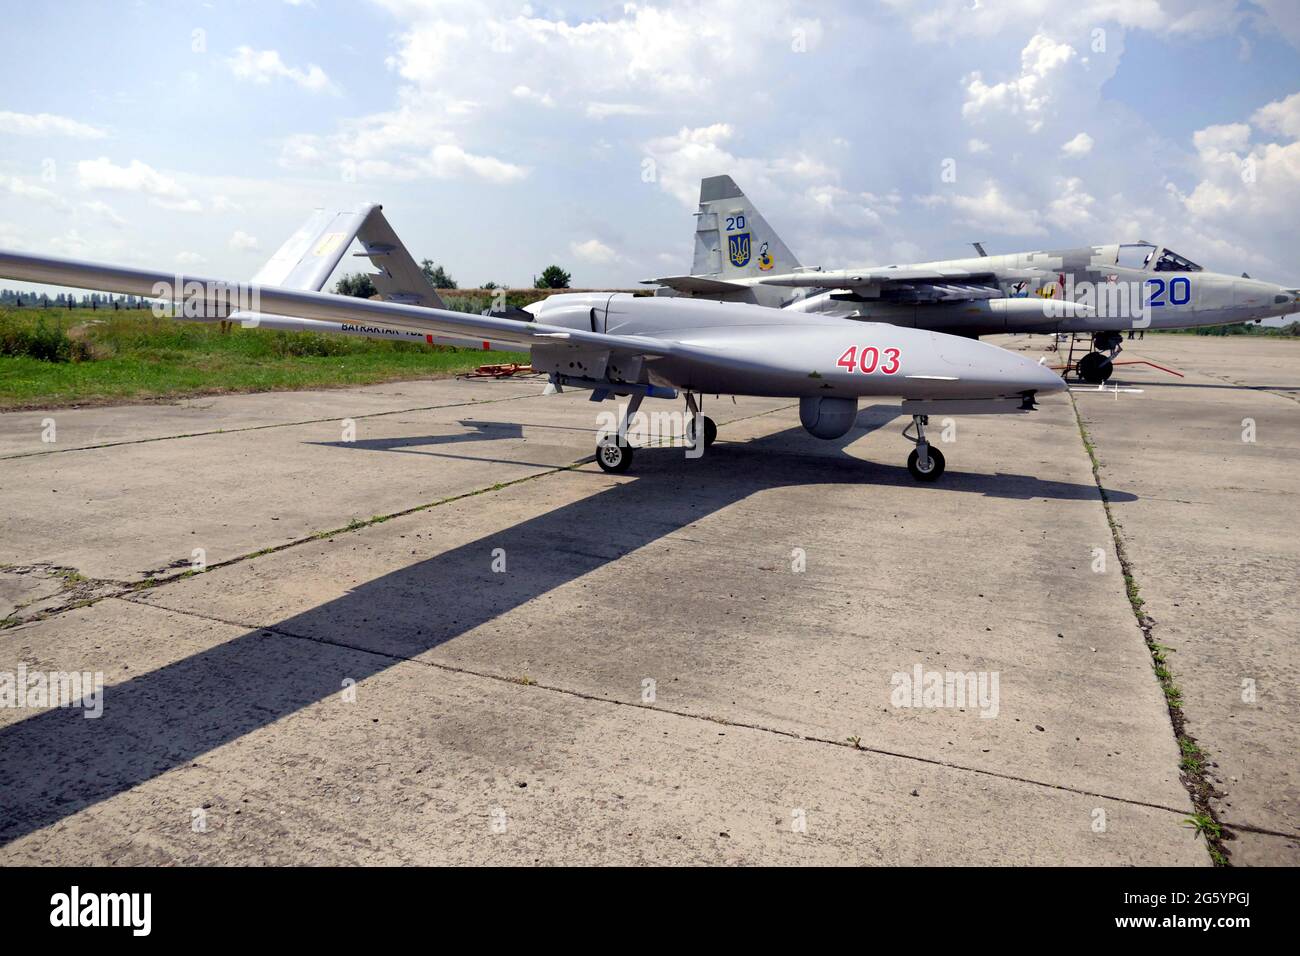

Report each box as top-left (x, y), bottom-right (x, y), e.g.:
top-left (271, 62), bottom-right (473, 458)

top-left (799, 396), bottom-right (857, 439)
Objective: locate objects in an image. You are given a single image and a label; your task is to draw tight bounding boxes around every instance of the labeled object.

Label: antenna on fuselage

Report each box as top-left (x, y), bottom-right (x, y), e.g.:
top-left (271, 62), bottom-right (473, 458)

top-left (972, 242), bottom-right (988, 257)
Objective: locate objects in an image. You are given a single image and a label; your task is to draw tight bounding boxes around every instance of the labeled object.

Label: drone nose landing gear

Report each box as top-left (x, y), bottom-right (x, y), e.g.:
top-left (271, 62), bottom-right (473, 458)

top-left (683, 392), bottom-right (717, 450)
top-left (902, 414), bottom-right (946, 482)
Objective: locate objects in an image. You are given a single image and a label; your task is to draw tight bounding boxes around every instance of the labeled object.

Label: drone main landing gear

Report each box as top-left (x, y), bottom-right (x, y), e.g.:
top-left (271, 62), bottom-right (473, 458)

top-left (595, 434), bottom-right (633, 473)
top-left (902, 414), bottom-right (946, 482)
top-left (595, 391), bottom-right (641, 474)
top-left (593, 391), bottom-right (718, 474)
top-left (683, 392), bottom-right (717, 449)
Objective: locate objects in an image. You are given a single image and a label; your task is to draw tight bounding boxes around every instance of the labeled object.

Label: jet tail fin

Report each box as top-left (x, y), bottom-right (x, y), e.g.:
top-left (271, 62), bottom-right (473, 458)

top-left (693, 175), bottom-right (800, 281)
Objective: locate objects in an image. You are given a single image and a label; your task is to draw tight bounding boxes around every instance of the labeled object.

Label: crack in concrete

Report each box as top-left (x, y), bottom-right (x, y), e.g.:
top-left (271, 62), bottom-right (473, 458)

top-left (3, 402), bottom-right (791, 631)
top-left (1070, 393), bottom-right (1235, 865)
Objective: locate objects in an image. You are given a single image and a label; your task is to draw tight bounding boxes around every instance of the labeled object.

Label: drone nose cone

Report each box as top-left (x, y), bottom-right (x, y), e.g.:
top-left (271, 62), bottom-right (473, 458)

top-left (1021, 353), bottom-right (1067, 394)
top-left (932, 333), bottom-right (1065, 396)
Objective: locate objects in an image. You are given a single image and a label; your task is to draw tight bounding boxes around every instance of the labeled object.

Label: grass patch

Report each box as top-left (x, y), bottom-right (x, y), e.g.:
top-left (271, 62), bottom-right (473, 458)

top-left (1071, 394), bottom-right (1232, 865)
top-left (0, 307), bottom-right (527, 409)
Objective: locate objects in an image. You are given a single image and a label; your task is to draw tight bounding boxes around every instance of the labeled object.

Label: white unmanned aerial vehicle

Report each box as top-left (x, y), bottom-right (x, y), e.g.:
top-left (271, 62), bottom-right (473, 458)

top-left (0, 204), bottom-right (1066, 482)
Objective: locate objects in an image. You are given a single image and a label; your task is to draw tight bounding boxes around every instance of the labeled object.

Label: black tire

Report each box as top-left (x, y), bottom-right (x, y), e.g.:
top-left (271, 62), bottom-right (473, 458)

top-left (907, 445), bottom-right (946, 482)
top-left (1077, 351), bottom-right (1114, 384)
top-left (595, 436), bottom-right (633, 474)
top-left (685, 415), bottom-right (718, 448)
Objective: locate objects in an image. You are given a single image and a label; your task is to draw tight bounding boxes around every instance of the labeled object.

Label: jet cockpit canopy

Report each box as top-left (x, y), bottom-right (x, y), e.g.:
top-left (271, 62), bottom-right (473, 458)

top-left (1115, 242), bottom-right (1202, 272)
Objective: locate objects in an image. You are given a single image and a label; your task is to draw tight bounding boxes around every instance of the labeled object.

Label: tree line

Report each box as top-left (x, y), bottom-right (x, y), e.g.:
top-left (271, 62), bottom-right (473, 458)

top-left (2, 258), bottom-right (581, 308)
top-left (0, 289), bottom-right (150, 309)
top-left (334, 260), bottom-right (573, 298)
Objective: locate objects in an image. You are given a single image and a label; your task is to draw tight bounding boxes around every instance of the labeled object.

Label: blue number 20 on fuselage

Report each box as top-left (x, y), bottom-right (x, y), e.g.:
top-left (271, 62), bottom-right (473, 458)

top-left (1146, 276), bottom-right (1191, 307)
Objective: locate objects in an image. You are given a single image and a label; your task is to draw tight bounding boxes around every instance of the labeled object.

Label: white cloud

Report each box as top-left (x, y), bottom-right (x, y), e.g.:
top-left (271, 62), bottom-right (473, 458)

top-left (229, 231), bottom-right (261, 252)
top-left (1061, 132), bottom-right (1094, 156)
top-left (1251, 0), bottom-right (1300, 50)
top-left (0, 111), bottom-right (107, 139)
top-left (80, 200), bottom-right (126, 226)
top-left (175, 251), bottom-right (207, 265)
top-left (277, 104), bottom-right (528, 183)
top-left (585, 102), bottom-right (654, 120)
top-left (1252, 90), bottom-right (1300, 140)
top-left (1181, 117), bottom-right (1300, 225)
top-left (338, 144), bottom-right (529, 183)
top-left (967, 138), bottom-right (991, 154)
top-left (894, 0), bottom-right (1227, 41)
top-left (963, 34), bottom-right (1076, 132)
top-left (76, 158), bottom-right (202, 213)
top-left (1046, 176), bottom-right (1097, 229)
top-left (1, 175), bottom-right (70, 210)
top-left (228, 47), bottom-right (336, 94)
top-left (570, 238), bottom-right (619, 264)
top-left (1193, 122), bottom-right (1252, 157)
top-left (918, 183), bottom-right (1047, 236)
top-left (512, 85), bottom-right (555, 107)
top-left (0, 221), bottom-right (27, 251)
top-left (643, 124), bottom-right (837, 210)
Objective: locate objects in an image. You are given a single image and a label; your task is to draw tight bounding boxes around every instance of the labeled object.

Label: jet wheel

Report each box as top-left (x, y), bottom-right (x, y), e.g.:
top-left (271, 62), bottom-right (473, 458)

top-left (1077, 352), bottom-right (1114, 384)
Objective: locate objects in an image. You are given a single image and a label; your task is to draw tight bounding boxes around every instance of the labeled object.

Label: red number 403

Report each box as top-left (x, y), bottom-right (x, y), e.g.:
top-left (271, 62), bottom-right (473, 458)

top-left (836, 346), bottom-right (901, 374)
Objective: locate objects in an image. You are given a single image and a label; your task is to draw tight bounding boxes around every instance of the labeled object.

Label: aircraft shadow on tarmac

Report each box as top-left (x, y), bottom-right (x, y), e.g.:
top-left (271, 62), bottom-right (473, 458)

top-left (0, 404), bottom-right (1135, 847)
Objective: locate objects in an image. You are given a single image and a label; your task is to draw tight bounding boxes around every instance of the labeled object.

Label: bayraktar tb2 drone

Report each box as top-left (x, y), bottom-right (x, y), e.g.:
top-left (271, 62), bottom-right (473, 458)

top-left (0, 203), bottom-right (1065, 482)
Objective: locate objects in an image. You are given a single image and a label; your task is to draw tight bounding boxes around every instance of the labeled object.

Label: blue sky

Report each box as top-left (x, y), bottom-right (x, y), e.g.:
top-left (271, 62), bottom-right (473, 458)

top-left (2, 0), bottom-right (1298, 293)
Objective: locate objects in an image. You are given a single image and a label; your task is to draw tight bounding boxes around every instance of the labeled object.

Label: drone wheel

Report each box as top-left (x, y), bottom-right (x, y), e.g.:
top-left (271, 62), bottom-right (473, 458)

top-left (686, 415), bottom-right (718, 448)
top-left (907, 446), bottom-right (945, 482)
top-left (596, 436), bottom-right (633, 474)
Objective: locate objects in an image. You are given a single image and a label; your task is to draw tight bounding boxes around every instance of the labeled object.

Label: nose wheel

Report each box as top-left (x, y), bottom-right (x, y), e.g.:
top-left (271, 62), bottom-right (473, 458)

top-left (902, 415), bottom-right (946, 482)
top-left (1077, 332), bottom-right (1122, 384)
top-left (1077, 351), bottom-right (1114, 384)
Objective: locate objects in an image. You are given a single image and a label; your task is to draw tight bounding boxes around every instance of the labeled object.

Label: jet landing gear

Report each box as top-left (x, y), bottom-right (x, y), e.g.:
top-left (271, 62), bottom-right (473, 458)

top-left (1077, 332), bottom-right (1124, 384)
top-left (903, 415), bottom-right (946, 482)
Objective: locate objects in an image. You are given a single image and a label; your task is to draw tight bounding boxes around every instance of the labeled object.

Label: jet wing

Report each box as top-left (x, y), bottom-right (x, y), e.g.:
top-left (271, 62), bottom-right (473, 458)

top-left (760, 267), bottom-right (1013, 303)
top-left (641, 275), bottom-right (751, 295)
top-left (0, 250), bottom-right (676, 358)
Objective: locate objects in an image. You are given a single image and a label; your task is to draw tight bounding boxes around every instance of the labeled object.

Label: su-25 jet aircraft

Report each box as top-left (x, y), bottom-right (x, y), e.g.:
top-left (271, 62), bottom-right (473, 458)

top-left (0, 202), bottom-right (1065, 482)
top-left (646, 176), bottom-right (1300, 384)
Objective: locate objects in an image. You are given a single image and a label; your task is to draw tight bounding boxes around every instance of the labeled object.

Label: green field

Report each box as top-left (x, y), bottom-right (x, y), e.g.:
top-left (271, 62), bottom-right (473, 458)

top-left (0, 306), bottom-right (528, 410)
top-left (1153, 320), bottom-right (1300, 336)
